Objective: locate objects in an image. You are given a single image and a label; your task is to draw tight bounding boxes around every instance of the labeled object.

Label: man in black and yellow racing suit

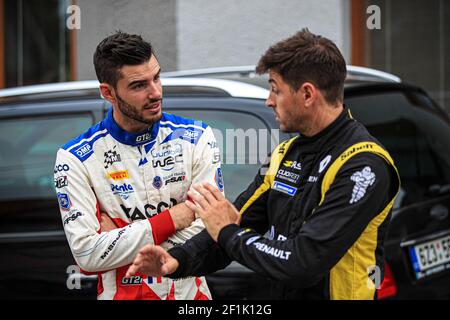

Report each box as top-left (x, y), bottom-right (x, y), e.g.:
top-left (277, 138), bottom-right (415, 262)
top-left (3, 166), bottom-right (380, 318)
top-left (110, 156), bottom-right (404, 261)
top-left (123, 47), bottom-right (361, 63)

top-left (125, 29), bottom-right (401, 300)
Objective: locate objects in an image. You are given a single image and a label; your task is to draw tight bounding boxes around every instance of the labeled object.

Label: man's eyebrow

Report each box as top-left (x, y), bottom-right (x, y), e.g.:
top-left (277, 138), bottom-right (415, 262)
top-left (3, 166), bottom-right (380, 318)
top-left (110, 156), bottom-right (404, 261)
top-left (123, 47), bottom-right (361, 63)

top-left (127, 68), bottom-right (161, 88)
top-left (128, 79), bottom-right (146, 88)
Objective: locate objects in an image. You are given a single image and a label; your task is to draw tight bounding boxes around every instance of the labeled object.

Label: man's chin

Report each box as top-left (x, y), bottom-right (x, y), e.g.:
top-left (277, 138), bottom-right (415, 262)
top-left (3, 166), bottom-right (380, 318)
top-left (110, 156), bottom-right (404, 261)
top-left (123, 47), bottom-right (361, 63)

top-left (145, 110), bottom-right (162, 123)
top-left (279, 124), bottom-right (296, 133)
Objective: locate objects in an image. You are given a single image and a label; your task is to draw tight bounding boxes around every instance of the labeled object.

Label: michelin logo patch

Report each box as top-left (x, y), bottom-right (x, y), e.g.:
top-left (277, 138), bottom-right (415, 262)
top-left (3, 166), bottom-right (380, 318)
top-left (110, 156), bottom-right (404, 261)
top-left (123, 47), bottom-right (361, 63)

top-left (272, 181), bottom-right (297, 196)
top-left (350, 166), bottom-right (376, 204)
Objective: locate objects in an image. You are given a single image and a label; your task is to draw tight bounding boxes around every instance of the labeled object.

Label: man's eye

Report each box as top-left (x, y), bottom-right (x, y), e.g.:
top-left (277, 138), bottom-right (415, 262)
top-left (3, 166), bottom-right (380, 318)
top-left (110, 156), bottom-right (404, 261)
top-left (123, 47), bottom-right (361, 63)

top-left (271, 87), bottom-right (278, 94)
top-left (134, 83), bottom-right (146, 89)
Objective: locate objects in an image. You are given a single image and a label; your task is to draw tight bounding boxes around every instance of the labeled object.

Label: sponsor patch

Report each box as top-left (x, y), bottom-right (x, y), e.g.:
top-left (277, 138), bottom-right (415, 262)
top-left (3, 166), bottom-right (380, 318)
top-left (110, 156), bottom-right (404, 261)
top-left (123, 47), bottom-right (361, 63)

top-left (75, 143), bottom-right (92, 158)
top-left (212, 151), bottom-right (221, 164)
top-left (252, 242), bottom-right (292, 260)
top-left (151, 143), bottom-right (182, 159)
top-left (207, 141), bottom-right (218, 149)
top-left (104, 146), bottom-right (122, 169)
top-left (165, 175), bottom-right (185, 186)
top-left (350, 166), bottom-right (376, 204)
top-left (55, 176), bottom-right (68, 188)
top-left (121, 276), bottom-right (143, 285)
top-left (319, 155), bottom-right (332, 173)
top-left (54, 164), bottom-right (69, 173)
top-left (111, 183), bottom-right (134, 200)
top-left (136, 132), bottom-right (152, 143)
top-left (215, 168), bottom-right (224, 191)
top-left (100, 227), bottom-right (128, 259)
top-left (152, 155), bottom-right (183, 171)
top-left (57, 193), bottom-right (71, 211)
top-left (276, 169), bottom-right (300, 184)
top-left (147, 277), bottom-right (162, 284)
top-left (340, 143), bottom-right (374, 161)
top-left (63, 211), bottom-right (83, 225)
top-left (121, 198), bottom-right (177, 221)
top-left (283, 160), bottom-right (302, 171)
top-left (272, 181), bottom-right (297, 196)
top-left (153, 176), bottom-right (162, 189)
top-left (107, 170), bottom-right (129, 181)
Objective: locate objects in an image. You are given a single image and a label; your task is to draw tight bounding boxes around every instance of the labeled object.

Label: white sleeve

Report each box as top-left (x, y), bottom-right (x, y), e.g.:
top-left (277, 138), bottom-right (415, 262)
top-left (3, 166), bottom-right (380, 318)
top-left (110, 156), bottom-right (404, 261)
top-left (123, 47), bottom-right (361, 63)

top-left (162, 125), bottom-right (224, 247)
top-left (54, 149), bottom-right (167, 272)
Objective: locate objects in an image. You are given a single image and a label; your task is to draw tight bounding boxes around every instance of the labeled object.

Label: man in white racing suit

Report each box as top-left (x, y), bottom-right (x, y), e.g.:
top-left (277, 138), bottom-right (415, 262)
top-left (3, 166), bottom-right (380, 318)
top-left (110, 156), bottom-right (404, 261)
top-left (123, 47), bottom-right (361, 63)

top-left (53, 31), bottom-right (223, 300)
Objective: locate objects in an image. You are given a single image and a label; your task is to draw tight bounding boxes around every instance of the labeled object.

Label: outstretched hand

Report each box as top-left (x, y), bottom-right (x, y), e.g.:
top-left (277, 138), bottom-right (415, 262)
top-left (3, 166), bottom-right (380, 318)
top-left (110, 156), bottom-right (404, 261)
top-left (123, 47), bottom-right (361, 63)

top-left (126, 244), bottom-right (179, 278)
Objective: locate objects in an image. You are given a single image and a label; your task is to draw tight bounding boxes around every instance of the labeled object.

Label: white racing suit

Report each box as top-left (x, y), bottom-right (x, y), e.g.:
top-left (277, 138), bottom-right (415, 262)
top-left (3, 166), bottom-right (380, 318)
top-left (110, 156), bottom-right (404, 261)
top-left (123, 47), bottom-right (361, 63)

top-left (54, 109), bottom-right (223, 300)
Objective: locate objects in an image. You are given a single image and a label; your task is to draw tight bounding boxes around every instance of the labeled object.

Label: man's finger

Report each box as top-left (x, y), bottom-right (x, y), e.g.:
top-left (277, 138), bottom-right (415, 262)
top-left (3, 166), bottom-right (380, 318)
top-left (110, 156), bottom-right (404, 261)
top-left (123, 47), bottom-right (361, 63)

top-left (125, 265), bottom-right (136, 278)
top-left (185, 199), bottom-right (200, 213)
top-left (187, 190), bottom-right (209, 211)
top-left (194, 184), bottom-right (217, 205)
top-left (203, 182), bottom-right (225, 201)
top-left (132, 252), bottom-right (144, 266)
top-left (139, 244), bottom-right (157, 255)
top-left (126, 262), bottom-right (141, 278)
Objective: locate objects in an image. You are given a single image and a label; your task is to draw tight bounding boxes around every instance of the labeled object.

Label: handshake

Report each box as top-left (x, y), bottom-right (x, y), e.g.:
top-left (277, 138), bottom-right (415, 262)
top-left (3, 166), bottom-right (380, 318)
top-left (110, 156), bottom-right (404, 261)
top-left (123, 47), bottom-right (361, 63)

top-left (100, 182), bottom-right (241, 278)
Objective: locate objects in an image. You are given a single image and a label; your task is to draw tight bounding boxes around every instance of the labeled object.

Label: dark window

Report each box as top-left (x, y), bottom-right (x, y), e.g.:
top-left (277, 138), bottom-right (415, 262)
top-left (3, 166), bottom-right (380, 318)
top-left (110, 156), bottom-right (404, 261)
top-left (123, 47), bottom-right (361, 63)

top-left (346, 90), bottom-right (450, 207)
top-left (4, 0), bottom-right (71, 87)
top-left (366, 0), bottom-right (450, 114)
top-left (0, 114), bottom-right (93, 233)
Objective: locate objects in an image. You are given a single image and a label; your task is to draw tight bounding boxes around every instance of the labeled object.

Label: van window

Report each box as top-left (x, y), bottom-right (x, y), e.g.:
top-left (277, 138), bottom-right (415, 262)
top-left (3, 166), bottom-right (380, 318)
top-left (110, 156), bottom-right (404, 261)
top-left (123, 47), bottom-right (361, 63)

top-left (0, 114), bottom-right (93, 232)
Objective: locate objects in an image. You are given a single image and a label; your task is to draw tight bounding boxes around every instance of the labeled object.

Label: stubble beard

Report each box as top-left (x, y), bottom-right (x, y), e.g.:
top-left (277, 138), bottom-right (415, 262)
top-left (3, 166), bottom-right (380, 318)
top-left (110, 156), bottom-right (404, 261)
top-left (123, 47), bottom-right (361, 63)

top-left (116, 93), bottom-right (162, 127)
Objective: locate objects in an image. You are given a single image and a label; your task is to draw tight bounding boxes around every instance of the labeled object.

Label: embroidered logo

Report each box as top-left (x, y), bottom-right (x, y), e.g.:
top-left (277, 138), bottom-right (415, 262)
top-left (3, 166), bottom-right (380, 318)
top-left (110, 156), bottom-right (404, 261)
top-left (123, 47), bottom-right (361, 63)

top-left (350, 166), bottom-right (376, 204)
top-left (104, 146), bottom-right (121, 169)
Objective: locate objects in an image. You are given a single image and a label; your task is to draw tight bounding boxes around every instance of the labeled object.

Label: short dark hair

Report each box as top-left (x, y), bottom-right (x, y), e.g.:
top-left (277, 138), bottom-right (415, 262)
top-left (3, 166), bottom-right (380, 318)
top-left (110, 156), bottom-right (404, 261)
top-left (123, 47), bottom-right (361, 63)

top-left (93, 31), bottom-right (155, 87)
top-left (256, 28), bottom-right (347, 103)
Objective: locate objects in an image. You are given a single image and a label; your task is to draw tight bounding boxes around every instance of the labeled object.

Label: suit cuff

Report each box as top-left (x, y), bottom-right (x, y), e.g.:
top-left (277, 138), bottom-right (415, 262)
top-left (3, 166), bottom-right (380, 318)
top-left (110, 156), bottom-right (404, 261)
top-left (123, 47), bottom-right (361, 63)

top-left (166, 246), bottom-right (188, 279)
top-left (148, 209), bottom-right (176, 245)
top-left (217, 224), bottom-right (240, 250)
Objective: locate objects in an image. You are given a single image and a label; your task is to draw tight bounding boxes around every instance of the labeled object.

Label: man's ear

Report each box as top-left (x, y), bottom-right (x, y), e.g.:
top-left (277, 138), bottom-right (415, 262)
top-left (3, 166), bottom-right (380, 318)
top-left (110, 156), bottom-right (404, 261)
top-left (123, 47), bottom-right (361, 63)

top-left (99, 83), bottom-right (117, 105)
top-left (300, 82), bottom-right (317, 108)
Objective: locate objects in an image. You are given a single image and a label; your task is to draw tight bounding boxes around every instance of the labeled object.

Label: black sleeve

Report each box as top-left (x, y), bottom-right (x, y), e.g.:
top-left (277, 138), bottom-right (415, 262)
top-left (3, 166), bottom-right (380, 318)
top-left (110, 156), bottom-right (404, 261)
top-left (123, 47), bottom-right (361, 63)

top-left (168, 228), bottom-right (230, 278)
top-left (234, 161), bottom-right (270, 233)
top-left (168, 163), bottom-right (271, 278)
top-left (217, 153), bottom-right (399, 288)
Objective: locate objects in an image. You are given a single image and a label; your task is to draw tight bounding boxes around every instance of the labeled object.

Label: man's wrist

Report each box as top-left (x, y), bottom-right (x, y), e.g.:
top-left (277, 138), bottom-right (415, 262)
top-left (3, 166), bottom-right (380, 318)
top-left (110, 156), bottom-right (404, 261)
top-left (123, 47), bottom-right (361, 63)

top-left (217, 224), bottom-right (240, 248)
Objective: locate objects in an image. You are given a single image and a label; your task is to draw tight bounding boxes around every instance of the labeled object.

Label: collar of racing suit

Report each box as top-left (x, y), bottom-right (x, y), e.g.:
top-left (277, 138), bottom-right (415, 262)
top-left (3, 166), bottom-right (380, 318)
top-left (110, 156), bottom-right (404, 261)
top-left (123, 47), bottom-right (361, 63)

top-left (103, 108), bottom-right (160, 146)
top-left (294, 106), bottom-right (352, 152)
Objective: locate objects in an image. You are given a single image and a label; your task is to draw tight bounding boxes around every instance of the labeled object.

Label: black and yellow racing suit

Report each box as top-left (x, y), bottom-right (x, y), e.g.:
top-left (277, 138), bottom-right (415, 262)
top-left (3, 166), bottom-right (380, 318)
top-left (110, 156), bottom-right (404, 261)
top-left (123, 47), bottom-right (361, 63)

top-left (168, 108), bottom-right (401, 299)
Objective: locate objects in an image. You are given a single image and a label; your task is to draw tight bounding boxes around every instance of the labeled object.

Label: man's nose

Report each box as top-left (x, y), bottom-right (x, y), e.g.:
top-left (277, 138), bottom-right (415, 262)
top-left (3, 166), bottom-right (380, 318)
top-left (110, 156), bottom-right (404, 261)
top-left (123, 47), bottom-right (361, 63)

top-left (265, 95), bottom-right (275, 109)
top-left (148, 82), bottom-right (162, 100)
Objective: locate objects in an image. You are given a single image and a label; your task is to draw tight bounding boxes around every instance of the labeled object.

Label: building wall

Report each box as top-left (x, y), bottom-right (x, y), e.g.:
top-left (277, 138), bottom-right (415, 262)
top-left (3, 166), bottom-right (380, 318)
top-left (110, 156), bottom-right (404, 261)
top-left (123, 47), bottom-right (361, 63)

top-left (367, 0), bottom-right (449, 113)
top-left (76, 0), bottom-right (349, 79)
top-left (76, 0), bottom-right (177, 80)
top-left (177, 0), bottom-right (349, 70)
